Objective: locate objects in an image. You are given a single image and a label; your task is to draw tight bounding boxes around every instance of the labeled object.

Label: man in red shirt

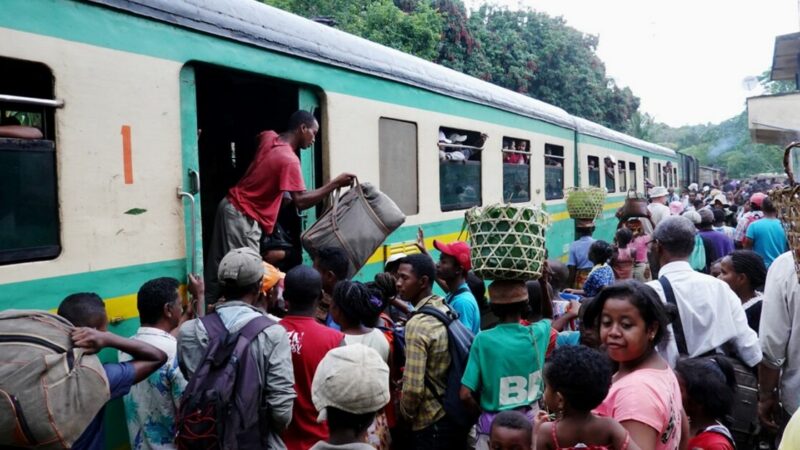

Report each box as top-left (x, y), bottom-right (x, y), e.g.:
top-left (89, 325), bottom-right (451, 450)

top-left (205, 111), bottom-right (355, 303)
top-left (279, 265), bottom-right (345, 450)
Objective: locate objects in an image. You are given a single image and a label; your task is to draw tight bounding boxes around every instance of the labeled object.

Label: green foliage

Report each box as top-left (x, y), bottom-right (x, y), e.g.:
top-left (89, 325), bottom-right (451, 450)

top-left (652, 112), bottom-right (784, 178)
top-left (262, 0), bottom-right (443, 60)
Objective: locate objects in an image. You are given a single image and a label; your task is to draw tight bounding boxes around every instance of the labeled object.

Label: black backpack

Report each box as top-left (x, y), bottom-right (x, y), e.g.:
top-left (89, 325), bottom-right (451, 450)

top-left (176, 313), bottom-right (276, 450)
top-left (413, 303), bottom-right (478, 429)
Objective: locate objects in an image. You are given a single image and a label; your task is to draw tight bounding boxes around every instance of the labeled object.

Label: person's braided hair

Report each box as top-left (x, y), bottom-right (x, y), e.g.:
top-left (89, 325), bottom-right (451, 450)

top-left (727, 250), bottom-right (767, 291)
top-left (372, 272), bottom-right (397, 303)
top-left (333, 280), bottom-right (384, 326)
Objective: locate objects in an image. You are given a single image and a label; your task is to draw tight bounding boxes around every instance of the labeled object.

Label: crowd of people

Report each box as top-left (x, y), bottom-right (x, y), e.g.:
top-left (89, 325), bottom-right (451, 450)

top-left (23, 113), bottom-right (800, 450)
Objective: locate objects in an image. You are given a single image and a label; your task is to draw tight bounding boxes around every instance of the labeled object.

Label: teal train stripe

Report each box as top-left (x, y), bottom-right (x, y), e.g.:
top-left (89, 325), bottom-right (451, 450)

top-left (0, 259), bottom-right (185, 310)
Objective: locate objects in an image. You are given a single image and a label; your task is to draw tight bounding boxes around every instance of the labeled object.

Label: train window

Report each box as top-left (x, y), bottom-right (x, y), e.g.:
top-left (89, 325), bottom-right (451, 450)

top-left (673, 168), bottom-right (678, 188)
top-left (439, 126), bottom-right (485, 211)
top-left (629, 162), bottom-right (637, 191)
top-left (0, 57), bottom-right (60, 265)
top-left (604, 156), bottom-right (616, 193)
top-left (379, 118), bottom-right (418, 215)
top-left (502, 137), bottom-right (530, 203)
top-left (587, 156), bottom-right (600, 187)
top-left (618, 159), bottom-right (627, 191)
top-left (643, 157), bottom-right (650, 181)
top-left (654, 163), bottom-right (662, 186)
top-left (544, 144), bottom-right (564, 200)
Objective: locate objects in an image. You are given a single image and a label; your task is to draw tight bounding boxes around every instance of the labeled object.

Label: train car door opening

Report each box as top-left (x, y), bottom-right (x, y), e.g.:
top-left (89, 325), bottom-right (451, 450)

top-left (181, 63), bottom-right (322, 279)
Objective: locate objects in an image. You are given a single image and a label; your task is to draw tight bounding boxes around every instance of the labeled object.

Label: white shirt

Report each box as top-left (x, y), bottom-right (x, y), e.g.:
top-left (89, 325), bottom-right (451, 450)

top-left (647, 261), bottom-right (762, 368)
top-left (119, 327), bottom-right (187, 450)
top-left (344, 328), bottom-right (390, 363)
top-left (641, 202), bottom-right (671, 235)
top-left (760, 251), bottom-right (800, 414)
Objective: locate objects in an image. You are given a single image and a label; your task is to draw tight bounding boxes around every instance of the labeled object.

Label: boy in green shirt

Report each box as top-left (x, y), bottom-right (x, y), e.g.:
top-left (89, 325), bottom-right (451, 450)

top-left (460, 280), bottom-right (553, 450)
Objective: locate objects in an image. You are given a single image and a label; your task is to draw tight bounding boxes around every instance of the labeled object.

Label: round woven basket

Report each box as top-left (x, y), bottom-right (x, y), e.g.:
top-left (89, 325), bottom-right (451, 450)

top-left (770, 142), bottom-right (800, 282)
top-left (565, 187), bottom-right (606, 220)
top-left (465, 203), bottom-right (549, 281)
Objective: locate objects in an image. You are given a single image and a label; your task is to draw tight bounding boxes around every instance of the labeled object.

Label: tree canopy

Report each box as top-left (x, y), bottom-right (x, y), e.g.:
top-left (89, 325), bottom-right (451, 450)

top-left (261, 0), bottom-right (795, 178)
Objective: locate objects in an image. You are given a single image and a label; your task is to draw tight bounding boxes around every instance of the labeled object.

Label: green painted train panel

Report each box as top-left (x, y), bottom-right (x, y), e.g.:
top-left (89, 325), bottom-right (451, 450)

top-left (0, 259), bottom-right (185, 309)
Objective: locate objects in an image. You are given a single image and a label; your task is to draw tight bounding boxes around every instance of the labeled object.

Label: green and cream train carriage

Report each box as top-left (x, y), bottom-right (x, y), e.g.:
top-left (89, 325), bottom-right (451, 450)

top-left (0, 0), bottom-right (677, 447)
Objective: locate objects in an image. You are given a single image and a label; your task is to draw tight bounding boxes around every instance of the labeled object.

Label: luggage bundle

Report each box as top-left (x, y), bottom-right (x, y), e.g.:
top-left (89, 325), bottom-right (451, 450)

top-left (771, 142), bottom-right (800, 281)
top-left (302, 179), bottom-right (405, 278)
top-left (0, 310), bottom-right (109, 449)
top-left (565, 186), bottom-right (606, 220)
top-left (465, 203), bottom-right (549, 281)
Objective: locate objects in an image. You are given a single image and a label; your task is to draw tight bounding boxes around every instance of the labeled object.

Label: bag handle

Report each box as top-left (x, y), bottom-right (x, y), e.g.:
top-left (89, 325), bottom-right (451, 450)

top-left (658, 276), bottom-right (689, 355)
top-left (783, 142), bottom-right (799, 187)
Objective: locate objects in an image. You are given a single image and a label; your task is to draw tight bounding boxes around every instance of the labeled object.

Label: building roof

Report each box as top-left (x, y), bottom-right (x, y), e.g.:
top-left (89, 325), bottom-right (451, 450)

top-left (771, 32), bottom-right (800, 81)
top-left (85, 0), bottom-right (676, 157)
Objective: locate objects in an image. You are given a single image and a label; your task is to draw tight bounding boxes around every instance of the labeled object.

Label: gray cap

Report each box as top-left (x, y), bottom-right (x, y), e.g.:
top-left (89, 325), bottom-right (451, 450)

top-left (218, 247), bottom-right (265, 287)
top-left (682, 210), bottom-right (702, 225)
top-left (312, 344), bottom-right (390, 421)
top-left (698, 208), bottom-right (714, 225)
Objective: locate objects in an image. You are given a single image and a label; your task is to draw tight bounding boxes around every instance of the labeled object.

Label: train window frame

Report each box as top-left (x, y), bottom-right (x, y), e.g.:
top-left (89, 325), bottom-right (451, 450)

top-left (587, 155), bottom-right (601, 187)
top-left (439, 126), bottom-right (484, 211)
top-left (604, 156), bottom-right (616, 193)
top-left (654, 162), bottom-right (662, 187)
top-left (502, 137), bottom-right (531, 203)
top-left (629, 161), bottom-right (637, 192)
top-left (673, 167), bottom-right (678, 188)
top-left (643, 156), bottom-right (650, 181)
top-left (379, 117), bottom-right (419, 215)
top-left (544, 143), bottom-right (565, 200)
top-left (0, 56), bottom-right (61, 265)
top-left (618, 158), bottom-right (627, 192)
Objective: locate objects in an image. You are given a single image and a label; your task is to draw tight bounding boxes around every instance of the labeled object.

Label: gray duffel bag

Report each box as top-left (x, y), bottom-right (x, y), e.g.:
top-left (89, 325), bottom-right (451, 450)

top-left (301, 179), bottom-right (405, 278)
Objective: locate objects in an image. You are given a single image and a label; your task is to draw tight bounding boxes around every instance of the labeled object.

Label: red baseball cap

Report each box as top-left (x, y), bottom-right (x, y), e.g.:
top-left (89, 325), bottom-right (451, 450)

top-left (750, 193), bottom-right (767, 208)
top-left (433, 240), bottom-right (472, 271)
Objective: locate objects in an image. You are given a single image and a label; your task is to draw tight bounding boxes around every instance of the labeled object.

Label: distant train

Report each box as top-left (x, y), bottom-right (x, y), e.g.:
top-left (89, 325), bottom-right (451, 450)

top-left (0, 2), bottom-right (681, 446)
top-left (679, 153), bottom-right (725, 189)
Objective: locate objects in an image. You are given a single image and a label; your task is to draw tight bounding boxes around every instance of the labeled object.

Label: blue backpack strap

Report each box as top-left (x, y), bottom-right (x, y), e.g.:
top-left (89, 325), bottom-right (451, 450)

top-left (417, 305), bottom-right (455, 326)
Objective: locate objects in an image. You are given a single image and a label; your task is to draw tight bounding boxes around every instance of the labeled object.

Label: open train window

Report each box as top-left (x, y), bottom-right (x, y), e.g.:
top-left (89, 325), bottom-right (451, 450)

top-left (544, 144), bottom-right (564, 200)
top-left (643, 156), bottom-right (650, 182)
top-left (629, 162), bottom-right (638, 191)
top-left (0, 57), bottom-right (60, 265)
top-left (380, 118), bottom-right (418, 215)
top-left (618, 159), bottom-right (627, 191)
top-left (587, 156), bottom-right (601, 187)
top-left (673, 167), bottom-right (678, 188)
top-left (439, 126), bottom-right (484, 211)
top-left (503, 137), bottom-right (530, 203)
top-left (605, 156), bottom-right (616, 193)
top-left (654, 163), bottom-right (662, 187)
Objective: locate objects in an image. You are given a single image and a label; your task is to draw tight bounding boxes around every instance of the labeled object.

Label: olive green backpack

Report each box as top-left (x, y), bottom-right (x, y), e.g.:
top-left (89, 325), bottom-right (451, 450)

top-left (0, 310), bottom-right (110, 449)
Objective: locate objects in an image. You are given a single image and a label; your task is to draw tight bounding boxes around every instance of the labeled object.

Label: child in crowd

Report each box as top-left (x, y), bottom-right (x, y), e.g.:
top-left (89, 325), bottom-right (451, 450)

top-left (565, 240), bottom-right (615, 298)
top-left (461, 280), bottom-right (553, 450)
top-left (674, 357), bottom-right (737, 450)
top-left (535, 346), bottom-right (637, 450)
top-left (610, 228), bottom-right (635, 281)
top-left (57, 293), bottom-right (166, 450)
top-left (489, 410), bottom-right (533, 450)
top-left (567, 221), bottom-right (596, 289)
top-left (330, 280), bottom-right (391, 449)
top-left (310, 344), bottom-right (390, 450)
top-left (625, 218), bottom-right (651, 282)
top-left (709, 258), bottom-right (723, 279)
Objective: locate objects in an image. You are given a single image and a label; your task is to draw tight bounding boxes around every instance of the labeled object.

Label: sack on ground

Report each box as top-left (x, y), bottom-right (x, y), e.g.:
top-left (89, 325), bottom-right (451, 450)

top-left (302, 180), bottom-right (405, 278)
top-left (0, 310), bottom-right (110, 449)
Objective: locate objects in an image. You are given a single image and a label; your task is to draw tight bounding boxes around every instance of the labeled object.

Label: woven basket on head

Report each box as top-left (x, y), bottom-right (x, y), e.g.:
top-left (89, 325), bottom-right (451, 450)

top-left (770, 142), bottom-right (800, 282)
top-left (465, 203), bottom-right (549, 281)
top-left (565, 187), bottom-right (606, 220)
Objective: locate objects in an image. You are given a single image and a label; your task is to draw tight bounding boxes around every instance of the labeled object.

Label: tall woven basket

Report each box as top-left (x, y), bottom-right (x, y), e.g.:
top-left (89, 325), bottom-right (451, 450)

top-left (770, 142), bottom-right (800, 281)
top-left (565, 187), bottom-right (606, 220)
top-left (465, 203), bottom-right (549, 281)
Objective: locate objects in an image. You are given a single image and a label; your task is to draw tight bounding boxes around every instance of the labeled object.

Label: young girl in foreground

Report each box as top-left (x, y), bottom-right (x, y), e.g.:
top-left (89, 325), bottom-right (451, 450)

top-left (535, 345), bottom-right (639, 450)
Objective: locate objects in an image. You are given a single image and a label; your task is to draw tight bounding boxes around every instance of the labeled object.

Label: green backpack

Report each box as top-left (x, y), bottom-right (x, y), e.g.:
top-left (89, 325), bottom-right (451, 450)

top-left (0, 310), bottom-right (110, 449)
top-left (688, 234), bottom-right (707, 272)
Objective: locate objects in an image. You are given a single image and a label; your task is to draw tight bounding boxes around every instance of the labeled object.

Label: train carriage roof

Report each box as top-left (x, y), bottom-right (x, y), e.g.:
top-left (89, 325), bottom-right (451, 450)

top-left (84, 0), bottom-right (675, 158)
